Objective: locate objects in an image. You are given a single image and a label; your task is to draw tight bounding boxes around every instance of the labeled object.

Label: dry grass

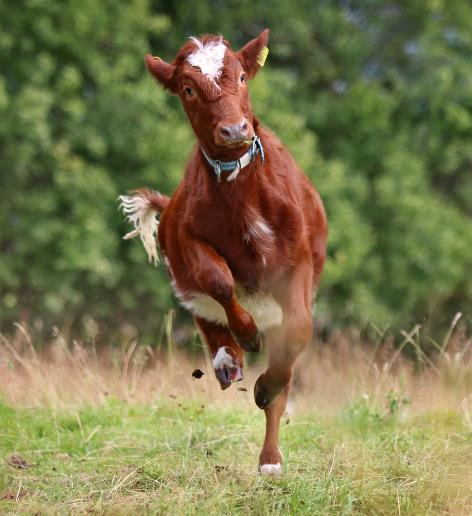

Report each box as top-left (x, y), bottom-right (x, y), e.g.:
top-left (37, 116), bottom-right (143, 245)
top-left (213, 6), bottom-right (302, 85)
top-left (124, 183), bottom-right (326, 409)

top-left (1, 317), bottom-right (471, 415)
top-left (0, 316), bottom-right (471, 514)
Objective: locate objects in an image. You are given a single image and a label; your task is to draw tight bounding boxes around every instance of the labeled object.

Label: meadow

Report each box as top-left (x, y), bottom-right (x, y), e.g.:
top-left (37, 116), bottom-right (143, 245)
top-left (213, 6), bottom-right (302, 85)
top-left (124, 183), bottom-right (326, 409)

top-left (1, 320), bottom-right (471, 514)
top-left (2, 2), bottom-right (472, 514)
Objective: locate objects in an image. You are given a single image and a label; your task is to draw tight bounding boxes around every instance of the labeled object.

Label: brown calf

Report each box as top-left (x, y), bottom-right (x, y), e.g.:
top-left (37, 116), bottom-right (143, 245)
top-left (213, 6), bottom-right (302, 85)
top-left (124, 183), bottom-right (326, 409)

top-left (120, 29), bottom-right (327, 474)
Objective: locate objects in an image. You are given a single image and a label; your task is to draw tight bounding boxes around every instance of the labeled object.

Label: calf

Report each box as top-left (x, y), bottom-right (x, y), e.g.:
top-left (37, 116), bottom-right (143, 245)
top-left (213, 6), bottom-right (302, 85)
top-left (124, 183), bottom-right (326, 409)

top-left (120, 30), bottom-right (327, 474)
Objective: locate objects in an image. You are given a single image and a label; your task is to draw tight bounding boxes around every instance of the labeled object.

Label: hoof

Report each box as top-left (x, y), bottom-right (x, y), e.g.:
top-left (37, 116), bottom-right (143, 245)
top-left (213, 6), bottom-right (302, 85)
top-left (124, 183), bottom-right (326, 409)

top-left (254, 374), bottom-right (274, 410)
top-left (254, 373), bottom-right (287, 409)
top-left (213, 347), bottom-right (243, 390)
top-left (254, 374), bottom-right (277, 409)
top-left (259, 463), bottom-right (282, 476)
top-left (215, 365), bottom-right (243, 390)
top-left (234, 331), bottom-right (263, 353)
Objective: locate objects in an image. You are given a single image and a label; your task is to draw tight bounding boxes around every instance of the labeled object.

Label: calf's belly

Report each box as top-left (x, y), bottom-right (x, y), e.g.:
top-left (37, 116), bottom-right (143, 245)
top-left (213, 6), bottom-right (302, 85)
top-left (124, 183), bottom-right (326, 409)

top-left (179, 286), bottom-right (283, 331)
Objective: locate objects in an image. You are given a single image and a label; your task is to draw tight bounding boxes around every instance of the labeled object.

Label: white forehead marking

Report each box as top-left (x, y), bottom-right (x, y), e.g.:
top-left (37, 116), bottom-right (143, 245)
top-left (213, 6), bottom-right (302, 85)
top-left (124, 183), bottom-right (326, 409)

top-left (187, 37), bottom-right (226, 82)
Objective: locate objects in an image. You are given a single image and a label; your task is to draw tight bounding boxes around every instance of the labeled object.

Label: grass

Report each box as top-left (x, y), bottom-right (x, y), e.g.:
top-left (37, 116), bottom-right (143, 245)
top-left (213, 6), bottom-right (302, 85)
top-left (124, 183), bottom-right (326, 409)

top-left (1, 398), bottom-right (471, 514)
top-left (0, 321), bottom-right (471, 514)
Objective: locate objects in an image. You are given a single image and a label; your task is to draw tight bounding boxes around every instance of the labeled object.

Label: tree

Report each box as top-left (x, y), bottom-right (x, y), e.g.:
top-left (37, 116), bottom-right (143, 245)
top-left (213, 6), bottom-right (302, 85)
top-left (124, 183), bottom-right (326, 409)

top-left (1, 0), bottom-right (471, 338)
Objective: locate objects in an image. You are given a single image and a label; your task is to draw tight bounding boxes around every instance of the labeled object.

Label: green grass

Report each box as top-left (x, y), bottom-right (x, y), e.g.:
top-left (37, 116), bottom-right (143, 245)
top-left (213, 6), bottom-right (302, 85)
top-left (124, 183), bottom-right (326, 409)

top-left (1, 396), bottom-right (471, 514)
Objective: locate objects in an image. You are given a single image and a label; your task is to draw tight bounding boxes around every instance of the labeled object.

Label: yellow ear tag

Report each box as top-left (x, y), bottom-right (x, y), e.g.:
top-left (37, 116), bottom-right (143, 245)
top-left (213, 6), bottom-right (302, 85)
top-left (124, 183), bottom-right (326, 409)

top-left (257, 47), bottom-right (269, 67)
top-left (152, 55), bottom-right (162, 61)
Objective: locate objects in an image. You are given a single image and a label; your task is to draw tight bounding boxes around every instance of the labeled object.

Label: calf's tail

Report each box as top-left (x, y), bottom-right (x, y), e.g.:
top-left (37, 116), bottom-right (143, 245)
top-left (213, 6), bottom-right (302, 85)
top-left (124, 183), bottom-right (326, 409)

top-left (118, 188), bottom-right (170, 266)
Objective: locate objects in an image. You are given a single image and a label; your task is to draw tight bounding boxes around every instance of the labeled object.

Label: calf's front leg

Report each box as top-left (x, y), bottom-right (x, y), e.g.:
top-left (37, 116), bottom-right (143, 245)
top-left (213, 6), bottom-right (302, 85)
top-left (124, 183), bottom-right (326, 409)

top-left (195, 317), bottom-right (244, 389)
top-left (182, 233), bottom-right (262, 352)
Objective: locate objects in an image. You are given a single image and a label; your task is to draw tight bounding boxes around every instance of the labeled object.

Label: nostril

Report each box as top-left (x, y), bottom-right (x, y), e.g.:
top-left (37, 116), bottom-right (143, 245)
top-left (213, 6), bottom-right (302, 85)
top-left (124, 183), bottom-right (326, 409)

top-left (241, 121), bottom-right (248, 133)
top-left (219, 127), bottom-right (232, 139)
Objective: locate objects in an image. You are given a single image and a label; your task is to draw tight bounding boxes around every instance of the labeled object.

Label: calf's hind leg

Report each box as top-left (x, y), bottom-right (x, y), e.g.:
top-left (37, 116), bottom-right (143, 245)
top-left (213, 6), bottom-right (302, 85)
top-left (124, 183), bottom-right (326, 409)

top-left (259, 384), bottom-right (289, 474)
top-left (255, 262), bottom-right (314, 473)
top-left (256, 321), bottom-right (307, 474)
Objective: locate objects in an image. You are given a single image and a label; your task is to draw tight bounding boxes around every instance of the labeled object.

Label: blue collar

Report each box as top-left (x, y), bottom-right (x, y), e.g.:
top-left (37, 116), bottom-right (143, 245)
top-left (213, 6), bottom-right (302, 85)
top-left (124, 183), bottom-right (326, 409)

top-left (200, 135), bottom-right (265, 183)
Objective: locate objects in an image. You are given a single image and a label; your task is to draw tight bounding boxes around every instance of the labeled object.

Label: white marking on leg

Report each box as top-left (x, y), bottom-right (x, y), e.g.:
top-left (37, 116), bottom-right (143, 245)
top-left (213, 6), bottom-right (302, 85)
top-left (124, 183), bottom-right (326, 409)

top-left (212, 347), bottom-right (242, 383)
top-left (259, 463), bottom-right (282, 476)
top-left (212, 346), bottom-right (236, 370)
top-left (187, 37), bottom-right (226, 83)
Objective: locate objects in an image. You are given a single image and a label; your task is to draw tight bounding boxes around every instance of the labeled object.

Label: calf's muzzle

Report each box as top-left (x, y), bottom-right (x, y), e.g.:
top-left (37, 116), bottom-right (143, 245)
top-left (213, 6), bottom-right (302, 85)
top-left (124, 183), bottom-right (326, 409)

top-left (215, 118), bottom-right (251, 147)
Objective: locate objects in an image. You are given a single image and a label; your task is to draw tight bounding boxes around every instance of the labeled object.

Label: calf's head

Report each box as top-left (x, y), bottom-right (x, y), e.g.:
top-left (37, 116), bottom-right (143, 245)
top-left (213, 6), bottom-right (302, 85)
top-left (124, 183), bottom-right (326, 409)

top-left (145, 30), bottom-right (269, 159)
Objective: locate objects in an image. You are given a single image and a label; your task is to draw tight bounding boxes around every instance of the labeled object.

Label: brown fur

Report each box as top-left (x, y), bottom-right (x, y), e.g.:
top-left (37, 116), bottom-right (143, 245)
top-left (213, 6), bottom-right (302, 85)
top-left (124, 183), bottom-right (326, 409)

top-left (139, 30), bottom-right (327, 471)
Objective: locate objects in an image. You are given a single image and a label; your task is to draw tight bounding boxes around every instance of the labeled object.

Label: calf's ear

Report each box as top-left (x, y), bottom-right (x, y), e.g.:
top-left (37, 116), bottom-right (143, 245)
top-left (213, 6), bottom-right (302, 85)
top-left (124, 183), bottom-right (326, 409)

top-left (144, 55), bottom-right (178, 93)
top-left (238, 29), bottom-right (269, 79)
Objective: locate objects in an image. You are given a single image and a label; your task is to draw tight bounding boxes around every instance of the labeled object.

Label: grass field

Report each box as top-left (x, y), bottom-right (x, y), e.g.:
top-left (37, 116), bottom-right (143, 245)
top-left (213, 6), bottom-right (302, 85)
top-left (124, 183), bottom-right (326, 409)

top-left (1, 321), bottom-right (471, 514)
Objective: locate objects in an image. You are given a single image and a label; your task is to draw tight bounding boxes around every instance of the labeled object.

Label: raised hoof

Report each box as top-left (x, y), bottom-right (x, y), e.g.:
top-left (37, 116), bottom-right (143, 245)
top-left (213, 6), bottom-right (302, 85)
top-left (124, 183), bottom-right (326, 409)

top-left (259, 463), bottom-right (282, 476)
top-left (212, 346), bottom-right (243, 390)
top-left (215, 365), bottom-right (243, 390)
top-left (234, 331), bottom-right (263, 353)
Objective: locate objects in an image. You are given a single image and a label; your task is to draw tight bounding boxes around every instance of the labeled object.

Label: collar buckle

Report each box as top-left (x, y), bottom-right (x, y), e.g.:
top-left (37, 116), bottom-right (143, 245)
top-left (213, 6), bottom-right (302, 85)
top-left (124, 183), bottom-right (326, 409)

top-left (253, 135), bottom-right (265, 164)
top-left (214, 160), bottom-right (222, 183)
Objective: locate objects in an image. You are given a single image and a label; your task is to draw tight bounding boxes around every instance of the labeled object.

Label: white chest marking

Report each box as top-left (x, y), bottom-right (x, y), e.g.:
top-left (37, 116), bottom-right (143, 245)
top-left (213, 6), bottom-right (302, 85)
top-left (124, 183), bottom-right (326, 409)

top-left (187, 37), bottom-right (226, 83)
top-left (245, 217), bottom-right (275, 252)
top-left (179, 286), bottom-right (283, 331)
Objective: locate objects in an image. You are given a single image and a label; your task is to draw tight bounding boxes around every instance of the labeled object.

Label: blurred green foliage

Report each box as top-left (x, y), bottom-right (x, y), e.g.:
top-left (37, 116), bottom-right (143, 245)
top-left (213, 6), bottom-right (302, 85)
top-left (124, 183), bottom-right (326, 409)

top-left (1, 0), bottom-right (471, 337)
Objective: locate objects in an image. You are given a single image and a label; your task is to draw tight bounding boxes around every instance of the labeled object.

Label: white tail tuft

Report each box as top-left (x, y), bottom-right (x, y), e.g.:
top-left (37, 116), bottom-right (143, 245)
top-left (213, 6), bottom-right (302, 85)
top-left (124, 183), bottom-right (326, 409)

top-left (119, 194), bottom-right (159, 266)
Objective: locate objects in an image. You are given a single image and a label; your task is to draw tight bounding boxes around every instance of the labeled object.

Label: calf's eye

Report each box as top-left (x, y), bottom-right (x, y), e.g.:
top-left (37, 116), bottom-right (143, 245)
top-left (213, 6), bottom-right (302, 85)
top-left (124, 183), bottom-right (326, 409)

top-left (240, 73), bottom-right (246, 83)
top-left (184, 86), bottom-right (193, 97)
